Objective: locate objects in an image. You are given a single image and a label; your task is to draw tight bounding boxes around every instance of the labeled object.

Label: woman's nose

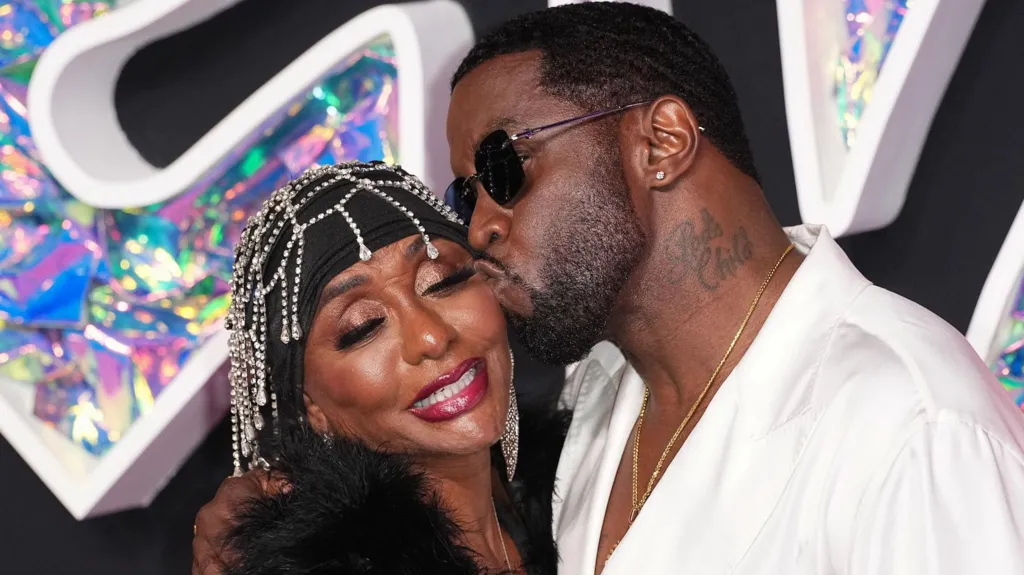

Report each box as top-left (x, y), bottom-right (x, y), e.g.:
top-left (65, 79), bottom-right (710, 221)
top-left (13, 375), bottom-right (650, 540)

top-left (399, 302), bottom-right (456, 364)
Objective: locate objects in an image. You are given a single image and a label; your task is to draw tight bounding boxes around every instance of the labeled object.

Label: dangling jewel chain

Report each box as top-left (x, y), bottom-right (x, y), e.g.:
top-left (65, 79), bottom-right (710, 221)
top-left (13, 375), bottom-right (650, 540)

top-left (226, 162), bottom-right (465, 475)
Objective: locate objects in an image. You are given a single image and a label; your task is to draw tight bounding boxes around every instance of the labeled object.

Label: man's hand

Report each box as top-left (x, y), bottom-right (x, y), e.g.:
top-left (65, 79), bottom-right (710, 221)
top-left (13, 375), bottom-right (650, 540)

top-left (191, 471), bottom-right (288, 575)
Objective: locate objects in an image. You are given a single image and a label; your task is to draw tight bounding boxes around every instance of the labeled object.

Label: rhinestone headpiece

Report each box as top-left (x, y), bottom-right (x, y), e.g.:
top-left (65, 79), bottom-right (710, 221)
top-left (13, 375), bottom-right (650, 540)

top-left (226, 162), bottom-right (464, 474)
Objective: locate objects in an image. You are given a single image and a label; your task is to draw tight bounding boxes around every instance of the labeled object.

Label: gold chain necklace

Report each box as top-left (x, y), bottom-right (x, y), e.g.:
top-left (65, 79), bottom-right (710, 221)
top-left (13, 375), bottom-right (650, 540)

top-left (606, 243), bottom-right (794, 565)
top-left (492, 498), bottom-right (513, 573)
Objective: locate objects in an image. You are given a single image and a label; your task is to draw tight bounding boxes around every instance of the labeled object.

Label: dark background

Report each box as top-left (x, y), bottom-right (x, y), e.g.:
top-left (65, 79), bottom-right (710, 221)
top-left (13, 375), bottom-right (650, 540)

top-left (2, 0), bottom-right (1022, 572)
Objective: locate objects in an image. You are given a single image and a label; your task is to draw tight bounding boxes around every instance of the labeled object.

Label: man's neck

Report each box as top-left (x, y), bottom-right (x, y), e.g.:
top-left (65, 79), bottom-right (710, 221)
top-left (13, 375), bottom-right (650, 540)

top-left (609, 201), bottom-right (802, 411)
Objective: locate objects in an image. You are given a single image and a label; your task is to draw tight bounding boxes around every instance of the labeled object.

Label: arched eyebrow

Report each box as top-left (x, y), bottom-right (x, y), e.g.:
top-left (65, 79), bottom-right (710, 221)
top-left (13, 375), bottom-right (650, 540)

top-left (484, 115), bottom-right (519, 135)
top-left (405, 237), bottom-right (425, 260)
top-left (316, 238), bottom-right (427, 313)
top-left (316, 275), bottom-right (367, 313)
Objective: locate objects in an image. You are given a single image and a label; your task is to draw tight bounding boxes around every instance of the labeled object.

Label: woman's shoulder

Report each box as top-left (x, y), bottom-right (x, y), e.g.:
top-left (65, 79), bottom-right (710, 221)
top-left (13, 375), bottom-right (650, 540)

top-left (223, 407), bottom-right (571, 575)
top-left (225, 428), bottom-right (483, 575)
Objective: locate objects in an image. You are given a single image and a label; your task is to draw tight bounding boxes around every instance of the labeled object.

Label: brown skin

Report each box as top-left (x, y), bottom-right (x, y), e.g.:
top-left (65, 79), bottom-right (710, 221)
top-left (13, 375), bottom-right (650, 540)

top-left (447, 51), bottom-right (803, 574)
top-left (193, 237), bottom-right (519, 574)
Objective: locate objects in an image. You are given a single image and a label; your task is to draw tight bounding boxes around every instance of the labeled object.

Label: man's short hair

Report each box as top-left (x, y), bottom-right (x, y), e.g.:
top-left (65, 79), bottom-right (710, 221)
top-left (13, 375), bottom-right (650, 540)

top-left (452, 2), bottom-right (760, 183)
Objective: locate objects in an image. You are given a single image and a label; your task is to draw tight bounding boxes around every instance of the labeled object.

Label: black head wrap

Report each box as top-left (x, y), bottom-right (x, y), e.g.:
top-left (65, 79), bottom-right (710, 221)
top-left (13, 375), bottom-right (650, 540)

top-left (226, 161), bottom-right (471, 472)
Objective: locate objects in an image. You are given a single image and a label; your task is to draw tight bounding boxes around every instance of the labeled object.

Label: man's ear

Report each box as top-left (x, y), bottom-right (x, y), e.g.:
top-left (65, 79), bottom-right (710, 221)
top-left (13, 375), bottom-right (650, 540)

top-left (638, 95), bottom-right (703, 189)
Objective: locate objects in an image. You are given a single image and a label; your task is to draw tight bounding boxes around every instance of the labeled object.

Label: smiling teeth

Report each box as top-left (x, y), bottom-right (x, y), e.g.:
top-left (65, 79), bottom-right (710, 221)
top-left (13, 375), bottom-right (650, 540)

top-left (413, 367), bottom-right (477, 408)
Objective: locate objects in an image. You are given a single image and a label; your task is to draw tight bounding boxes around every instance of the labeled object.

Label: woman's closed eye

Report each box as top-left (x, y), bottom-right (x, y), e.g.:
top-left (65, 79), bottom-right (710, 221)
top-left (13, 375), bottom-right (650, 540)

top-left (422, 265), bottom-right (476, 296)
top-left (336, 317), bottom-right (384, 350)
top-left (334, 267), bottom-right (475, 349)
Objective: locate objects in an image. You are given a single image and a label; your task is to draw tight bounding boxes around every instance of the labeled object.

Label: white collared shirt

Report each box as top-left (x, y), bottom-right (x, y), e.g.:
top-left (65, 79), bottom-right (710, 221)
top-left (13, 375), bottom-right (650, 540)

top-left (553, 225), bottom-right (1024, 575)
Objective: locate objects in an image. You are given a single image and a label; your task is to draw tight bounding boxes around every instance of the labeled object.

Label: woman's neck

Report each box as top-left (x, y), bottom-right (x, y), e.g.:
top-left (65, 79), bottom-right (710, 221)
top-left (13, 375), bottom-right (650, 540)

top-left (418, 450), bottom-right (514, 571)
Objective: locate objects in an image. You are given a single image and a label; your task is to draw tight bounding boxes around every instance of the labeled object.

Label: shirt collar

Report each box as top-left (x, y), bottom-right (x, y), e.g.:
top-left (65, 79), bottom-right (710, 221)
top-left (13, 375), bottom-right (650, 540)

top-left (730, 224), bottom-right (872, 438)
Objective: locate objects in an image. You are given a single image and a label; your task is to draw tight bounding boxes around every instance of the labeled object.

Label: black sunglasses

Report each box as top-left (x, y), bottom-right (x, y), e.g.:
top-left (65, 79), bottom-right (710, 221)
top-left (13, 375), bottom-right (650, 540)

top-left (444, 100), bottom-right (657, 223)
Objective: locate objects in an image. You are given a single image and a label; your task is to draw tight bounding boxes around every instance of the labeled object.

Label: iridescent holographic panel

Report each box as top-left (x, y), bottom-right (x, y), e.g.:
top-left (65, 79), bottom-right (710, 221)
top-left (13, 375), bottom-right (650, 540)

top-left (0, 1), bottom-right (114, 69)
top-left (990, 275), bottom-right (1024, 413)
top-left (834, 0), bottom-right (909, 148)
top-left (0, 1), bottom-right (398, 456)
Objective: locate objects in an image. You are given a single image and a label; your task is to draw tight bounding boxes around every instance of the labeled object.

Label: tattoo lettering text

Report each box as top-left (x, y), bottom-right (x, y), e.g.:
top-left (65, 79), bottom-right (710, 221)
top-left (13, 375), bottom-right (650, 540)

top-left (665, 208), bottom-right (754, 291)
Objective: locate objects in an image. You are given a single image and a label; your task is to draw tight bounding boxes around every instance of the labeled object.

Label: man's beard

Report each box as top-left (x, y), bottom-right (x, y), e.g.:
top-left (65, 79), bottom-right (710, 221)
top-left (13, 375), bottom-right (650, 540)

top-left (505, 155), bottom-right (645, 366)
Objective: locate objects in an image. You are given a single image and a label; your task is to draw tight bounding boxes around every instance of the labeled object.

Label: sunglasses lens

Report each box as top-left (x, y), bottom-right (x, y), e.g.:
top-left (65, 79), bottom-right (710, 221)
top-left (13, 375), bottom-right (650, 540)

top-left (444, 177), bottom-right (476, 223)
top-left (476, 131), bottom-right (526, 206)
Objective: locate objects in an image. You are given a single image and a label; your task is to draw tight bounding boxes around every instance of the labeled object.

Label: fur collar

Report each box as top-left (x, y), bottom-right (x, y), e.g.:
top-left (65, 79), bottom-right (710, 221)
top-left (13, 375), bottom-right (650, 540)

top-left (225, 407), bottom-right (571, 575)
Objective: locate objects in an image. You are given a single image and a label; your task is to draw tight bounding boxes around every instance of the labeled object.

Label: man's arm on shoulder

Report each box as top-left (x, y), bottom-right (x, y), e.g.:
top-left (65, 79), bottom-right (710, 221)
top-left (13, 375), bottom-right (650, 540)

top-left (845, 419), bottom-right (1024, 574)
top-left (192, 471), bottom-right (288, 575)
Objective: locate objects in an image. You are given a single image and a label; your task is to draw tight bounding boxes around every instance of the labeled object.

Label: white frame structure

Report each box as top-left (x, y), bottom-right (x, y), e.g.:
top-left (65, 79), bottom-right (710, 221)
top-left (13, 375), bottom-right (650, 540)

top-left (778, 0), bottom-right (986, 237)
top-left (27, 0), bottom-right (468, 209)
top-left (2, 0), bottom-right (473, 519)
top-left (967, 202), bottom-right (1024, 367)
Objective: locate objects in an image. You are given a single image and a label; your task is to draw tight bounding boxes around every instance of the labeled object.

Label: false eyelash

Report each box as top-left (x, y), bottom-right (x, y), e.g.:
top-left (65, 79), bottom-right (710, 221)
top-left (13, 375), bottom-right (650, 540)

top-left (335, 317), bottom-right (384, 350)
top-left (423, 265), bottom-right (476, 296)
top-left (334, 267), bottom-right (474, 350)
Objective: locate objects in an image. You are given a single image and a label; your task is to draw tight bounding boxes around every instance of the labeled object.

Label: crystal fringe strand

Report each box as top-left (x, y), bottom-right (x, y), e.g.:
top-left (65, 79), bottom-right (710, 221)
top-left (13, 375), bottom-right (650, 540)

top-left (226, 162), bottom-right (464, 474)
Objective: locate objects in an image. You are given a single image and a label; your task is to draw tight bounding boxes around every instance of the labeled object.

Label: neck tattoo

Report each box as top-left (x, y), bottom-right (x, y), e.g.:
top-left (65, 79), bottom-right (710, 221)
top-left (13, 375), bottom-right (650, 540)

top-left (664, 208), bottom-right (754, 291)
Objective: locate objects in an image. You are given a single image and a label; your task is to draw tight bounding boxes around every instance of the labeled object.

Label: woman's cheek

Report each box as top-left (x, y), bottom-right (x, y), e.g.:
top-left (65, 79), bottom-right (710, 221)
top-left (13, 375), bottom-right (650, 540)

top-left (445, 288), bottom-right (507, 346)
top-left (313, 347), bottom-right (402, 413)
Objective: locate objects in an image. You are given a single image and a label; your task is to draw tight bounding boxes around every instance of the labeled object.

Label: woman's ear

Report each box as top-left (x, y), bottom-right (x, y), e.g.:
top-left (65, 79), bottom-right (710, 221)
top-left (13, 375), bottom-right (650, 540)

top-left (303, 392), bottom-right (330, 434)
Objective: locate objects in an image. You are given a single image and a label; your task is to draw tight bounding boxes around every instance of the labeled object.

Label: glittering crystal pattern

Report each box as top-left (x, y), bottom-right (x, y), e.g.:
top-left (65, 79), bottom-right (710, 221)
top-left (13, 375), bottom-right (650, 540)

top-left (0, 1), bottom-right (399, 456)
top-left (990, 275), bottom-right (1024, 413)
top-left (834, 0), bottom-right (909, 148)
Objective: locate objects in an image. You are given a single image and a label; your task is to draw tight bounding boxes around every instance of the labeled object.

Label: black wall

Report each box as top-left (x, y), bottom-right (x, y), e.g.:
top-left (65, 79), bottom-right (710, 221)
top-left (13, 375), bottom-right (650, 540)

top-left (2, 0), bottom-right (1022, 572)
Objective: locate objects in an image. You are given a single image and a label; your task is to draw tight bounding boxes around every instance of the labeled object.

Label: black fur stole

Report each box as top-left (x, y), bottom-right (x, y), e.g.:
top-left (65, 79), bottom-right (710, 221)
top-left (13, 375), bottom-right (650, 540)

top-left (225, 407), bottom-right (571, 575)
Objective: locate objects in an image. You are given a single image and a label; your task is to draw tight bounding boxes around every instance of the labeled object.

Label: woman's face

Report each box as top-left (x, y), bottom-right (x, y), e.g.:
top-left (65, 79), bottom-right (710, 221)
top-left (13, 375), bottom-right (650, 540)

top-left (302, 236), bottom-right (511, 460)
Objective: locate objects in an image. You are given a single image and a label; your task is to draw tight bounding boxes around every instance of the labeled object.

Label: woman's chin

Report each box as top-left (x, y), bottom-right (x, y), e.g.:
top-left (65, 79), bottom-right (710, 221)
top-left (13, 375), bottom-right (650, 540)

top-left (413, 417), bottom-right (504, 460)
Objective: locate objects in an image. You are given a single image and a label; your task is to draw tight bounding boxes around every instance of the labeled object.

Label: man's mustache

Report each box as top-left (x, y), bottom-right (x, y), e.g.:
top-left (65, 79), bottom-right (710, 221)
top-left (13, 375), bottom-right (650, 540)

top-left (472, 250), bottom-right (508, 272)
top-left (472, 250), bottom-right (527, 287)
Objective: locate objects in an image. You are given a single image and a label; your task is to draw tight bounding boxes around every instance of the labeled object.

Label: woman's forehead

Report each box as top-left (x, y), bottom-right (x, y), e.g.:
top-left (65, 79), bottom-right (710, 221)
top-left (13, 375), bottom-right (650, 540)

top-left (319, 237), bottom-right (420, 296)
top-left (316, 236), bottom-right (468, 307)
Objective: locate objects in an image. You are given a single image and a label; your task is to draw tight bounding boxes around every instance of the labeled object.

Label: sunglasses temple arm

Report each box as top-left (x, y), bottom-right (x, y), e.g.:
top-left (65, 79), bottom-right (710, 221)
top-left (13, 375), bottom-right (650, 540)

top-left (510, 100), bottom-right (655, 141)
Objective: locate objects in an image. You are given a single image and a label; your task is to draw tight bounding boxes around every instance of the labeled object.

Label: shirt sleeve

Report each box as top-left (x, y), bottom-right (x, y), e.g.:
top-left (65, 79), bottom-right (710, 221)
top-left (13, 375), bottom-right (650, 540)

top-left (846, 420), bottom-right (1024, 574)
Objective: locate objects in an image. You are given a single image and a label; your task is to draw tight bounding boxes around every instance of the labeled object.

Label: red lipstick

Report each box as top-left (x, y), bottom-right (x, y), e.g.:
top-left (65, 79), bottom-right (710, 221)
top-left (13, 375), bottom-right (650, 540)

top-left (409, 358), bottom-right (488, 423)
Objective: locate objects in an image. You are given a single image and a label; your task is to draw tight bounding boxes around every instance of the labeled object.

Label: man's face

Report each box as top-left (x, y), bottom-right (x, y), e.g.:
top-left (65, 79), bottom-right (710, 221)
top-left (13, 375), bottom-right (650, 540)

top-left (447, 52), bottom-right (646, 365)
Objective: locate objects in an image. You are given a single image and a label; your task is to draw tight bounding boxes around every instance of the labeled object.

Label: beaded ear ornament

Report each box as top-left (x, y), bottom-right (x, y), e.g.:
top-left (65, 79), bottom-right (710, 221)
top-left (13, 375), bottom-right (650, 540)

top-left (225, 162), bottom-right (464, 474)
